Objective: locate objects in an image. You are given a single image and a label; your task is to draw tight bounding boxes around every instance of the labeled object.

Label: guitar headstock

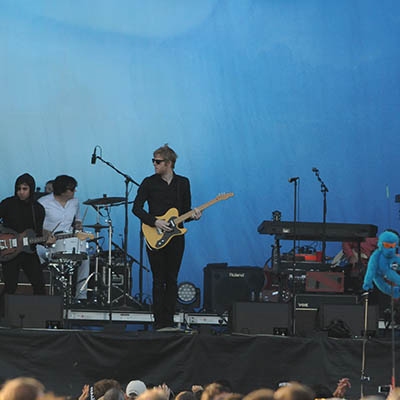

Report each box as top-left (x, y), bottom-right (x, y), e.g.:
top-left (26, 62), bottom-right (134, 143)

top-left (215, 192), bottom-right (234, 201)
top-left (76, 232), bottom-right (95, 241)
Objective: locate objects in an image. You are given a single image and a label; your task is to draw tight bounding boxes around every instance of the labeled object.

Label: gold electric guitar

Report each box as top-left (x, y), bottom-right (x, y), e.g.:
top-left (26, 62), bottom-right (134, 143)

top-left (142, 192), bottom-right (234, 250)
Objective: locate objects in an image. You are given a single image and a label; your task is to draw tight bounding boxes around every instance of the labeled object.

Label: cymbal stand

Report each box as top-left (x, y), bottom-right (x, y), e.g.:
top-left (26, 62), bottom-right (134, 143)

top-left (105, 212), bottom-right (113, 306)
top-left (92, 212), bottom-right (103, 304)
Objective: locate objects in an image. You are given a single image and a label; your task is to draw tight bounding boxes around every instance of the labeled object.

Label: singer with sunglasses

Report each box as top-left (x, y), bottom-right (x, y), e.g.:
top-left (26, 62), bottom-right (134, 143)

top-left (132, 144), bottom-right (201, 331)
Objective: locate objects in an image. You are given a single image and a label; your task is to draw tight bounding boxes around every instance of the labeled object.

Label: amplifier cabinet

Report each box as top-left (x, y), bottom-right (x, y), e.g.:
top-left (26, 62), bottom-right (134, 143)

top-left (294, 294), bottom-right (358, 336)
top-left (232, 302), bottom-right (290, 335)
top-left (305, 271), bottom-right (344, 293)
top-left (295, 294), bottom-right (358, 310)
top-left (321, 304), bottom-right (379, 338)
top-left (5, 294), bottom-right (63, 329)
top-left (203, 264), bottom-right (265, 314)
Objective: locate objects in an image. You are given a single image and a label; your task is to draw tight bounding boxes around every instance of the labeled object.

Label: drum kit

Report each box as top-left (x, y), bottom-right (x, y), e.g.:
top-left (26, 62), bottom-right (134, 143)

top-left (48, 195), bottom-right (141, 309)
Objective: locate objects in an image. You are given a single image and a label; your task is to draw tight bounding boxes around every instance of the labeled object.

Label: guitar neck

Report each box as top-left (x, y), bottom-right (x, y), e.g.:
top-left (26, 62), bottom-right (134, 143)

top-left (174, 198), bottom-right (223, 225)
top-left (29, 235), bottom-right (48, 245)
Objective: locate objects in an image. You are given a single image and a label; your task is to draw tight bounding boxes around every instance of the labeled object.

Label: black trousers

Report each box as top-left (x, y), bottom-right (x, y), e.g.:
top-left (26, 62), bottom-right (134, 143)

top-left (147, 235), bottom-right (185, 328)
top-left (1, 252), bottom-right (46, 295)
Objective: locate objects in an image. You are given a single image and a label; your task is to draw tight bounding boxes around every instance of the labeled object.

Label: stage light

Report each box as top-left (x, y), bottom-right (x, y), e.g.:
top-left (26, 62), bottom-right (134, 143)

top-left (177, 282), bottom-right (200, 311)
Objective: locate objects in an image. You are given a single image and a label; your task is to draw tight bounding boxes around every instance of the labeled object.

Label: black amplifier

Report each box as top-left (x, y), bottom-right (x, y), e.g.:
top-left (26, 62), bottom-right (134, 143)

top-left (295, 293), bottom-right (358, 310)
top-left (294, 294), bottom-right (358, 336)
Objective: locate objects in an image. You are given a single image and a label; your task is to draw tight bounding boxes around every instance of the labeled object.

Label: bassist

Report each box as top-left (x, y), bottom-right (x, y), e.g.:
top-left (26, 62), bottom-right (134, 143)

top-left (132, 144), bottom-right (201, 330)
top-left (0, 173), bottom-right (47, 299)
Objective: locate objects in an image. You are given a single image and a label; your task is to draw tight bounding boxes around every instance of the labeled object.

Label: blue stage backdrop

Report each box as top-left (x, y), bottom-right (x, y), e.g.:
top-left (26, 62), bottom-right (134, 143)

top-left (0, 0), bottom-right (399, 304)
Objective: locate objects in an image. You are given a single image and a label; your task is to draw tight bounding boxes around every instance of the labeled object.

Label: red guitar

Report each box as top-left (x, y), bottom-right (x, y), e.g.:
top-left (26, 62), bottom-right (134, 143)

top-left (0, 226), bottom-right (93, 262)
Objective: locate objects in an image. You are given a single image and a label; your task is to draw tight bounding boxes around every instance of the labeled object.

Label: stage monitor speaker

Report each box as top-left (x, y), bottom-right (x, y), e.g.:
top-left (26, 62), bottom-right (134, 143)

top-left (232, 302), bottom-right (290, 335)
top-left (5, 295), bottom-right (63, 329)
top-left (321, 304), bottom-right (379, 338)
top-left (203, 264), bottom-right (265, 313)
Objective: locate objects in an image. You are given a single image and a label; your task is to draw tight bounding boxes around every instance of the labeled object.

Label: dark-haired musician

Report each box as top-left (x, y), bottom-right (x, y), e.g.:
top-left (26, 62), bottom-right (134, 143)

top-left (0, 173), bottom-right (47, 296)
top-left (38, 174), bottom-right (90, 304)
top-left (132, 144), bottom-right (201, 330)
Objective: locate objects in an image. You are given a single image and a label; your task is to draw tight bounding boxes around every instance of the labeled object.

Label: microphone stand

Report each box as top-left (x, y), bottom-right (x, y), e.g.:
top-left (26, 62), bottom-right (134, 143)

top-left (313, 169), bottom-right (329, 262)
top-left (93, 155), bottom-right (144, 309)
top-left (289, 178), bottom-right (299, 335)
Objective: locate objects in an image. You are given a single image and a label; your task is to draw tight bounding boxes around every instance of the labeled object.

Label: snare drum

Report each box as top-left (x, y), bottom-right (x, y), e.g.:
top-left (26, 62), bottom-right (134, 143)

top-left (51, 237), bottom-right (88, 261)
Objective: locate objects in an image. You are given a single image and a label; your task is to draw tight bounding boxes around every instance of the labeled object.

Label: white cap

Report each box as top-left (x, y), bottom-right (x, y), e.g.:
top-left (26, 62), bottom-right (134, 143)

top-left (126, 380), bottom-right (147, 397)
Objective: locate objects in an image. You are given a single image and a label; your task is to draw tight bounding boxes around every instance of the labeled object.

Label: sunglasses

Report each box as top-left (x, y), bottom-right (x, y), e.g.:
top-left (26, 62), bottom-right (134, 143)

top-left (382, 242), bottom-right (397, 249)
top-left (152, 158), bottom-right (166, 165)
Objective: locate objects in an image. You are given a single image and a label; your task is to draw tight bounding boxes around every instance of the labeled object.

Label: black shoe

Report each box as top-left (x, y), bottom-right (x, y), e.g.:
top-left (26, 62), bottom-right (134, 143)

top-left (156, 326), bottom-right (181, 332)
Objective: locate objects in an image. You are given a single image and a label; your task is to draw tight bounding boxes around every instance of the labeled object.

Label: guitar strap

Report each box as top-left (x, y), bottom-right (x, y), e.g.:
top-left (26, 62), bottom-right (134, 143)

top-left (31, 203), bottom-right (38, 234)
top-left (176, 176), bottom-right (182, 214)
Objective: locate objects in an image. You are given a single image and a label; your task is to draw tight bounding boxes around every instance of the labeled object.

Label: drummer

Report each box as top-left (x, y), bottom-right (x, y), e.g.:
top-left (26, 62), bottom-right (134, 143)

top-left (38, 175), bottom-right (89, 305)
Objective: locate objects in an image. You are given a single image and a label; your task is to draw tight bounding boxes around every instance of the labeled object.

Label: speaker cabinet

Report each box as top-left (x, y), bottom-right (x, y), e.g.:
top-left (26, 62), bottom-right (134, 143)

top-left (232, 302), bottom-right (290, 335)
top-left (294, 294), bottom-right (358, 336)
top-left (4, 295), bottom-right (63, 329)
top-left (321, 304), bottom-right (379, 338)
top-left (203, 264), bottom-right (265, 313)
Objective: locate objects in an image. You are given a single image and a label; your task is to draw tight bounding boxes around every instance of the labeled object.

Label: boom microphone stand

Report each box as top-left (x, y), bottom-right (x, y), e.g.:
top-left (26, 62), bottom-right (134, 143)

top-left (91, 148), bottom-right (144, 308)
top-left (312, 168), bottom-right (329, 262)
top-left (288, 176), bottom-right (300, 335)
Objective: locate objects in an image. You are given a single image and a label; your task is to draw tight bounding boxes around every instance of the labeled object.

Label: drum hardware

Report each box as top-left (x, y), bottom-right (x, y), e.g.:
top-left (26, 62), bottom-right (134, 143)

top-left (83, 196), bottom-right (125, 206)
top-left (82, 223), bottom-right (109, 231)
top-left (48, 260), bottom-right (79, 309)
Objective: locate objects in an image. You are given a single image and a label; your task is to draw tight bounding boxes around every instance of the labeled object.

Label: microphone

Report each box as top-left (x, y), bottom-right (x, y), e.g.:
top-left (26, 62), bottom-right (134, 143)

top-left (288, 177), bottom-right (299, 183)
top-left (312, 167), bottom-right (319, 173)
top-left (91, 147), bottom-right (97, 164)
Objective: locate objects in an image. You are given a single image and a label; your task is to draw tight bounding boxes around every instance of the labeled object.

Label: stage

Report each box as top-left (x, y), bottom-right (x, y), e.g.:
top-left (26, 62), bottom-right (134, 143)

top-left (0, 304), bottom-right (399, 400)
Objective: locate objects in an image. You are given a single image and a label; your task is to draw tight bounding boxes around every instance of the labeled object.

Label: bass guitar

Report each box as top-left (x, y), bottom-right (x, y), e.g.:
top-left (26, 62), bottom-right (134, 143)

top-left (142, 192), bottom-right (234, 250)
top-left (0, 226), bottom-right (94, 262)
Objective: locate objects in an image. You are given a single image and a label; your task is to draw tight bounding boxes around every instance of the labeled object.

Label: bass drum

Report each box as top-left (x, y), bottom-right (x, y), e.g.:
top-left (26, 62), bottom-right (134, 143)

top-left (51, 237), bottom-right (88, 261)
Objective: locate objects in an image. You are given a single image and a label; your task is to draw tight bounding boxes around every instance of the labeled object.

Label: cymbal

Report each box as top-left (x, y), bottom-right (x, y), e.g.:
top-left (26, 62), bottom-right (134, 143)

top-left (83, 223), bottom-right (109, 230)
top-left (83, 197), bottom-right (125, 206)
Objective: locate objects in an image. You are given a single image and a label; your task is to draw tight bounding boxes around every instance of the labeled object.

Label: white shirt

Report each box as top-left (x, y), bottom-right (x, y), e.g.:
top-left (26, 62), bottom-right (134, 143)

top-left (38, 193), bottom-right (81, 233)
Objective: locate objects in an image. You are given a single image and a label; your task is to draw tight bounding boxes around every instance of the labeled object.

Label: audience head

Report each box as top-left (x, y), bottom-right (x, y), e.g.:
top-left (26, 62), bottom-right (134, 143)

top-left (99, 387), bottom-right (124, 400)
top-left (93, 379), bottom-right (121, 400)
top-left (273, 382), bottom-right (314, 400)
top-left (0, 377), bottom-right (45, 400)
top-left (201, 383), bottom-right (232, 400)
top-left (243, 389), bottom-right (274, 400)
top-left (176, 391), bottom-right (196, 400)
top-left (136, 388), bottom-right (169, 400)
top-left (126, 380), bottom-right (147, 399)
